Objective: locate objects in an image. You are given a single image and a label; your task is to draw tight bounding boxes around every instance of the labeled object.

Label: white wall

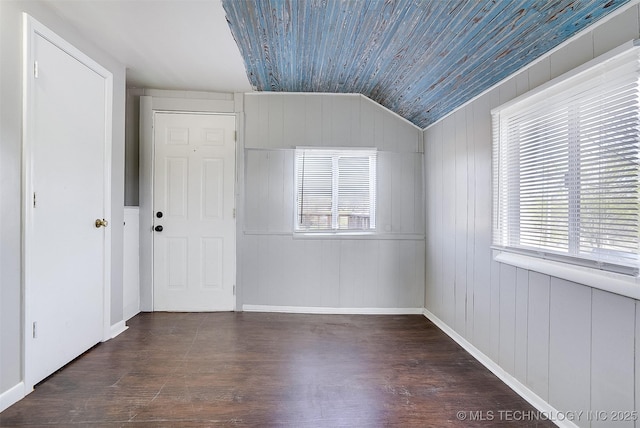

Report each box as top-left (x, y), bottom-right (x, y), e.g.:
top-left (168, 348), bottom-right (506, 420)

top-left (123, 207), bottom-right (140, 321)
top-left (240, 93), bottom-right (425, 311)
top-left (423, 4), bottom-right (640, 426)
top-left (0, 0), bottom-right (126, 404)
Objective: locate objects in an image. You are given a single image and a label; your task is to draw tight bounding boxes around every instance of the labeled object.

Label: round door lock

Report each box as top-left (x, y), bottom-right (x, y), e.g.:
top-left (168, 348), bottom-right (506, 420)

top-left (156, 211), bottom-right (163, 218)
top-left (95, 219), bottom-right (108, 228)
top-left (154, 225), bottom-right (163, 232)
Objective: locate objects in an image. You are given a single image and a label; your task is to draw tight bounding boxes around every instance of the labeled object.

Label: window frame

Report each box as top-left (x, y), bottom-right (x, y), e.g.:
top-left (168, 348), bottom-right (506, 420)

top-left (491, 40), bottom-right (640, 277)
top-left (294, 147), bottom-right (377, 235)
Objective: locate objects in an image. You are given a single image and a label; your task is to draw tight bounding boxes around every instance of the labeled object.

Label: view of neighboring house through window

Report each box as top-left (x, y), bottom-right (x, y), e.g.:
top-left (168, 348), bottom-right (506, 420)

top-left (492, 43), bottom-right (640, 275)
top-left (295, 148), bottom-right (377, 232)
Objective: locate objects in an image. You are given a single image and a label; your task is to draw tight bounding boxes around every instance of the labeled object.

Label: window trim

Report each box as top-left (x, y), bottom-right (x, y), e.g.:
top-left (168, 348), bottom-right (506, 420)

top-left (494, 250), bottom-right (640, 301)
top-left (294, 147), bottom-right (377, 235)
top-left (491, 39), bottom-right (640, 277)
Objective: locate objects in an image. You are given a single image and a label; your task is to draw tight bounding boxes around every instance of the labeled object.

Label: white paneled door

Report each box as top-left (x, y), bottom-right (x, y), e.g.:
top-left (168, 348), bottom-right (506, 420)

top-left (153, 113), bottom-right (236, 311)
top-left (23, 16), bottom-right (112, 389)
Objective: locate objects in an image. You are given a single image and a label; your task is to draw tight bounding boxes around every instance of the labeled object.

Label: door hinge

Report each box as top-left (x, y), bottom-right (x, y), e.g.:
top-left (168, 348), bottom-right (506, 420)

top-left (34, 61), bottom-right (39, 78)
top-left (234, 130), bottom-right (237, 141)
top-left (233, 285), bottom-right (236, 296)
top-left (33, 192), bottom-right (37, 208)
top-left (32, 321), bottom-right (37, 338)
top-left (233, 208), bottom-right (236, 219)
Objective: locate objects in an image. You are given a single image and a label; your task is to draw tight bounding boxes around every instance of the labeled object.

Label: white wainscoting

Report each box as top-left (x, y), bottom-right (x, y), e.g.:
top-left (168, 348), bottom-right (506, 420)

top-left (123, 207), bottom-right (140, 320)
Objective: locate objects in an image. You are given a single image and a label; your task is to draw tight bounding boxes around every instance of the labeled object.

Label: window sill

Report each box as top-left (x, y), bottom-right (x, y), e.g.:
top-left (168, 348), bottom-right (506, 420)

top-left (242, 230), bottom-right (424, 240)
top-left (493, 250), bottom-right (640, 300)
top-left (293, 232), bottom-right (425, 240)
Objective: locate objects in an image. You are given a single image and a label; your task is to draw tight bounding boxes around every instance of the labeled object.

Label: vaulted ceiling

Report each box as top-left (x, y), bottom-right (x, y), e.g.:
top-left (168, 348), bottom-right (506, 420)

top-left (222, 0), bottom-right (631, 128)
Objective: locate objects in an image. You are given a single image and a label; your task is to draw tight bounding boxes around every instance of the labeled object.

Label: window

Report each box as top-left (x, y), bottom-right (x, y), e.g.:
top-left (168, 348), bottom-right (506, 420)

top-left (492, 43), bottom-right (640, 275)
top-left (295, 148), bottom-right (376, 232)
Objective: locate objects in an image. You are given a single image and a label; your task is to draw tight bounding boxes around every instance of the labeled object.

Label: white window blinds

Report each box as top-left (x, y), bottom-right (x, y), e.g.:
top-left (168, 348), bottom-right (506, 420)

top-left (492, 42), bottom-right (640, 274)
top-left (295, 148), bottom-right (376, 232)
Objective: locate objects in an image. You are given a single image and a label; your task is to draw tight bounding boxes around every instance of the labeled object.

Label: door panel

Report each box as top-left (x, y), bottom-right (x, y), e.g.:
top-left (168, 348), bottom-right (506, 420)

top-left (153, 113), bottom-right (236, 311)
top-left (25, 21), bottom-right (110, 388)
top-left (202, 158), bottom-right (224, 219)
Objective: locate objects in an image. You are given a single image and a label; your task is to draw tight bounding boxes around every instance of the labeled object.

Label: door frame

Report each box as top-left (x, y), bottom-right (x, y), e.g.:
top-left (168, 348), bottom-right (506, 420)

top-left (22, 14), bottom-right (113, 391)
top-left (151, 111), bottom-right (237, 311)
top-left (138, 92), bottom-right (243, 311)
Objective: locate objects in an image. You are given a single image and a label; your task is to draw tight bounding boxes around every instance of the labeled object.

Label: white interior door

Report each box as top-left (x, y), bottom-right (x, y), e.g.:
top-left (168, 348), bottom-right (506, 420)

top-left (153, 113), bottom-right (236, 311)
top-left (23, 16), bottom-right (112, 389)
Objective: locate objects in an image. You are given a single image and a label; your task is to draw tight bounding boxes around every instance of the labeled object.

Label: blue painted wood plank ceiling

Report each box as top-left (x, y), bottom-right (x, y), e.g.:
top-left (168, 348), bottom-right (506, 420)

top-left (222, 0), bottom-right (631, 128)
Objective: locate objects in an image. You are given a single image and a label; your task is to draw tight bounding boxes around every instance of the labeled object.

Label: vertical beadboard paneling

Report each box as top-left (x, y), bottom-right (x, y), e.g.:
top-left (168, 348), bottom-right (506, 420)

top-left (591, 290), bottom-right (635, 428)
top-left (498, 264), bottom-right (517, 375)
top-left (499, 76), bottom-right (517, 105)
top-left (377, 240), bottom-right (401, 307)
top-left (266, 151), bottom-right (287, 232)
top-left (593, 4), bottom-right (640, 57)
top-left (489, 259), bottom-right (501, 362)
top-left (433, 122), bottom-right (444, 319)
top-left (412, 241), bottom-right (426, 308)
top-left (267, 94), bottom-right (284, 148)
top-left (280, 237), bottom-right (305, 305)
top-left (515, 69), bottom-right (530, 97)
top-left (320, 240), bottom-right (341, 307)
top-left (397, 241), bottom-right (422, 308)
top-left (339, 240), bottom-right (379, 307)
top-left (255, 94), bottom-right (270, 149)
top-left (360, 96), bottom-right (375, 146)
top-left (549, 278), bottom-right (591, 421)
top-left (265, 236), bottom-right (286, 306)
top-left (424, 123), bottom-right (442, 314)
top-left (382, 111), bottom-right (399, 152)
top-left (414, 154), bottom-right (425, 235)
top-left (400, 154), bottom-right (417, 232)
top-left (390, 153), bottom-right (403, 232)
top-left (256, 236), bottom-right (270, 303)
top-left (471, 91), bottom-right (494, 356)
top-left (244, 95), bottom-right (260, 148)
top-left (377, 152), bottom-right (393, 233)
top-left (349, 95), bottom-right (362, 147)
top-left (372, 100), bottom-right (386, 149)
top-left (454, 109), bottom-right (468, 335)
top-left (465, 104), bottom-right (476, 340)
top-left (527, 271), bottom-right (550, 401)
top-left (243, 150), bottom-right (259, 230)
top-left (549, 32), bottom-right (594, 79)
top-left (282, 94), bottom-right (307, 148)
top-left (242, 234), bottom-right (260, 303)
top-left (527, 57), bottom-right (551, 91)
top-left (514, 268), bottom-right (528, 382)
top-left (329, 95), bottom-right (352, 147)
top-left (282, 152), bottom-right (295, 230)
top-left (487, 82), bottom-right (502, 365)
top-left (441, 116), bottom-right (456, 326)
top-left (304, 95), bottom-right (323, 147)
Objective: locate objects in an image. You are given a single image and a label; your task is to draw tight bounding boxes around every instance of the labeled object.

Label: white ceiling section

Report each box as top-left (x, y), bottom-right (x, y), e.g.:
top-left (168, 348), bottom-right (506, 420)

top-left (45, 0), bottom-right (252, 92)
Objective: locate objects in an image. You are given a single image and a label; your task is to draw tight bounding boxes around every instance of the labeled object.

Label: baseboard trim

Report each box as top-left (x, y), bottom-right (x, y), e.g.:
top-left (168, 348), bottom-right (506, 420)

top-left (109, 320), bottom-right (128, 339)
top-left (422, 309), bottom-right (575, 428)
top-left (0, 382), bottom-right (24, 412)
top-left (242, 305), bottom-right (424, 315)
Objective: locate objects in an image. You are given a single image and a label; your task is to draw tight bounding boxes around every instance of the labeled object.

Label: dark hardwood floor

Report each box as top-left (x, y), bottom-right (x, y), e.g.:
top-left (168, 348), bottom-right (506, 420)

top-left (1, 313), bottom-right (553, 427)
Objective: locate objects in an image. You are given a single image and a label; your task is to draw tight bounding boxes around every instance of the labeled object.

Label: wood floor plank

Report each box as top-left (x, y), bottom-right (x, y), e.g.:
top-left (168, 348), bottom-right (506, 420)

top-left (0, 313), bottom-right (553, 427)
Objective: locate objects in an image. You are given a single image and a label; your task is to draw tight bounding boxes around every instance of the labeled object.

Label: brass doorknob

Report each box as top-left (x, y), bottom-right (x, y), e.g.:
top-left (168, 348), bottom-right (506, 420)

top-left (95, 219), bottom-right (108, 228)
